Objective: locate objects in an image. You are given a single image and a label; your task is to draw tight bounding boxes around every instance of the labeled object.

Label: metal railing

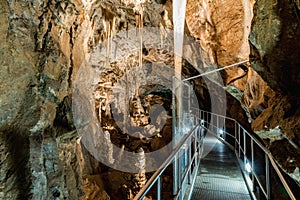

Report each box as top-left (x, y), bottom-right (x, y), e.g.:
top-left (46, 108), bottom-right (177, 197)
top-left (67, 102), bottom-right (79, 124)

top-left (133, 108), bottom-right (297, 200)
top-left (133, 120), bottom-right (204, 200)
top-left (193, 108), bottom-right (297, 200)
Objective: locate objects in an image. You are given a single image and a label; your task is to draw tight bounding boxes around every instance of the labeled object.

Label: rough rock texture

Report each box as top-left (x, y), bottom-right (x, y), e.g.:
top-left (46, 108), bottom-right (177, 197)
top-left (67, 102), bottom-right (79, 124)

top-left (0, 0), bottom-right (299, 199)
top-left (186, 0), bottom-right (249, 65)
top-left (185, 0), bottom-right (279, 132)
top-left (0, 0), bottom-right (172, 199)
top-left (185, 0), bottom-right (255, 89)
top-left (250, 0), bottom-right (300, 96)
top-left (249, 0), bottom-right (300, 188)
top-left (241, 68), bottom-right (275, 120)
top-left (252, 95), bottom-right (300, 144)
top-left (0, 0), bottom-right (96, 198)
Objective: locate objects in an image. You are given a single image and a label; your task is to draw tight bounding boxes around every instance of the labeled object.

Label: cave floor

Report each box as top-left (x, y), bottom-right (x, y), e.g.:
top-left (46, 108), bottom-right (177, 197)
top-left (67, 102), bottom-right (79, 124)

top-left (191, 134), bottom-right (252, 200)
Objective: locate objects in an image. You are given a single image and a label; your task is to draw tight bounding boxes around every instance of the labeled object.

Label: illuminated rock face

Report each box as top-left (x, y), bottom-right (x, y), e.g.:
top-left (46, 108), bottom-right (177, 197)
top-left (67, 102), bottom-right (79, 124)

top-left (0, 0), bottom-right (299, 199)
top-left (0, 1), bottom-right (170, 199)
top-left (250, 0), bottom-right (300, 96)
top-left (249, 0), bottom-right (300, 186)
top-left (185, 0), bottom-right (255, 89)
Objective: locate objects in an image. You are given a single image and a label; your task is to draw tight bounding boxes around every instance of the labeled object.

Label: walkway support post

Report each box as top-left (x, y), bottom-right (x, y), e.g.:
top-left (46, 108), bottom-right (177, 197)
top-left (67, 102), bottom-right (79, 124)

top-left (157, 176), bottom-right (161, 200)
top-left (251, 139), bottom-right (254, 192)
top-left (266, 154), bottom-right (271, 199)
top-left (243, 130), bottom-right (246, 164)
top-left (238, 127), bottom-right (241, 158)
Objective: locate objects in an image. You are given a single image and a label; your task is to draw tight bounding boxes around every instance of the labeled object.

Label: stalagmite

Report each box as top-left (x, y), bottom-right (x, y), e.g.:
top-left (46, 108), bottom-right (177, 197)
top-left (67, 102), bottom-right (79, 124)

top-left (104, 131), bottom-right (115, 165)
top-left (133, 148), bottom-right (147, 194)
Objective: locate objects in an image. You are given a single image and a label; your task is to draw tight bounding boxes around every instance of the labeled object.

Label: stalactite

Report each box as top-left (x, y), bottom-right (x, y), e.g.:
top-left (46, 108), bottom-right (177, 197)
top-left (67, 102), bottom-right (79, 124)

top-left (107, 21), bottom-right (111, 65)
top-left (104, 131), bottom-right (115, 165)
top-left (133, 1), bottom-right (144, 97)
top-left (159, 23), bottom-right (166, 48)
top-left (139, 10), bottom-right (143, 70)
top-left (113, 144), bottom-right (125, 169)
top-left (124, 67), bottom-right (129, 132)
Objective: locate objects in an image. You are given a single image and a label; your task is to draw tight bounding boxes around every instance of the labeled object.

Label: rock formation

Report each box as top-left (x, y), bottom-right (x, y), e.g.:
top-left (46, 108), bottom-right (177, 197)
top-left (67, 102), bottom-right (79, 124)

top-left (249, 0), bottom-right (300, 186)
top-left (0, 0), bottom-right (299, 199)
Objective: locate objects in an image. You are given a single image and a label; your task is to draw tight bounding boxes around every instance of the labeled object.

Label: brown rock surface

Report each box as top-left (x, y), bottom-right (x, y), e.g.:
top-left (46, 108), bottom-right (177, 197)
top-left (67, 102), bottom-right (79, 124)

top-left (0, 0), bottom-right (170, 199)
top-left (186, 0), bottom-right (251, 65)
top-left (252, 94), bottom-right (300, 147)
top-left (249, 0), bottom-right (300, 95)
top-left (249, 0), bottom-right (300, 187)
top-left (185, 0), bottom-right (255, 89)
top-left (0, 0), bottom-right (98, 198)
top-left (241, 68), bottom-right (275, 120)
top-left (0, 0), bottom-right (299, 198)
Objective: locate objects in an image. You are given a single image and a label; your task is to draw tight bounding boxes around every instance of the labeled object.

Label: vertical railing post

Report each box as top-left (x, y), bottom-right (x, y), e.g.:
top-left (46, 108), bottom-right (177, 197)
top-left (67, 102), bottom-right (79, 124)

top-left (173, 155), bottom-right (178, 195)
top-left (188, 85), bottom-right (191, 121)
top-left (194, 130), bottom-right (197, 167)
top-left (178, 149), bottom-right (182, 191)
top-left (157, 176), bottom-right (161, 200)
top-left (243, 130), bottom-right (246, 163)
top-left (251, 139), bottom-right (254, 191)
top-left (188, 139), bottom-right (192, 184)
top-left (199, 110), bottom-right (201, 121)
top-left (234, 121), bottom-right (237, 151)
top-left (172, 77), bottom-right (178, 196)
top-left (266, 154), bottom-right (271, 199)
top-left (238, 126), bottom-right (241, 158)
top-left (217, 115), bottom-right (219, 136)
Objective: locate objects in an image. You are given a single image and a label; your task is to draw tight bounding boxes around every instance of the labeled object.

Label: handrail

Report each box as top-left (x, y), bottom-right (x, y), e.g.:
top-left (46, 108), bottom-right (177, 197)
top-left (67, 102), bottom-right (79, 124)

top-left (133, 123), bottom-right (202, 200)
top-left (133, 108), bottom-right (297, 200)
top-left (194, 108), bottom-right (296, 200)
top-left (191, 107), bottom-right (284, 152)
top-left (182, 60), bottom-right (249, 82)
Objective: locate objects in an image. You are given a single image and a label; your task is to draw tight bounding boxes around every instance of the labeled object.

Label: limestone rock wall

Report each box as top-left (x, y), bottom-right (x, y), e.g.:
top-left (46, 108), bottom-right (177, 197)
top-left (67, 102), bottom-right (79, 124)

top-left (0, 0), bottom-right (299, 198)
top-left (249, 0), bottom-right (300, 142)
top-left (250, 0), bottom-right (300, 95)
top-left (249, 0), bottom-right (300, 187)
top-left (0, 0), bottom-right (91, 198)
top-left (0, 0), bottom-right (169, 199)
top-left (185, 0), bottom-right (255, 89)
top-left (241, 68), bottom-right (275, 120)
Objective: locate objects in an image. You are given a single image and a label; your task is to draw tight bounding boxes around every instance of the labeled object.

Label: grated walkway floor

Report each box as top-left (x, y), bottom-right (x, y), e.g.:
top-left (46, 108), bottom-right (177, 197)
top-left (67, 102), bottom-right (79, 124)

top-left (191, 134), bottom-right (252, 200)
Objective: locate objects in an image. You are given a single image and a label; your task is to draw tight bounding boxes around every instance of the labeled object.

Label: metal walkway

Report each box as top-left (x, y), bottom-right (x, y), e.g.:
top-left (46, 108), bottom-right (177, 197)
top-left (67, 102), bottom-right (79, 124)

top-left (191, 134), bottom-right (251, 200)
top-left (133, 109), bottom-right (297, 200)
